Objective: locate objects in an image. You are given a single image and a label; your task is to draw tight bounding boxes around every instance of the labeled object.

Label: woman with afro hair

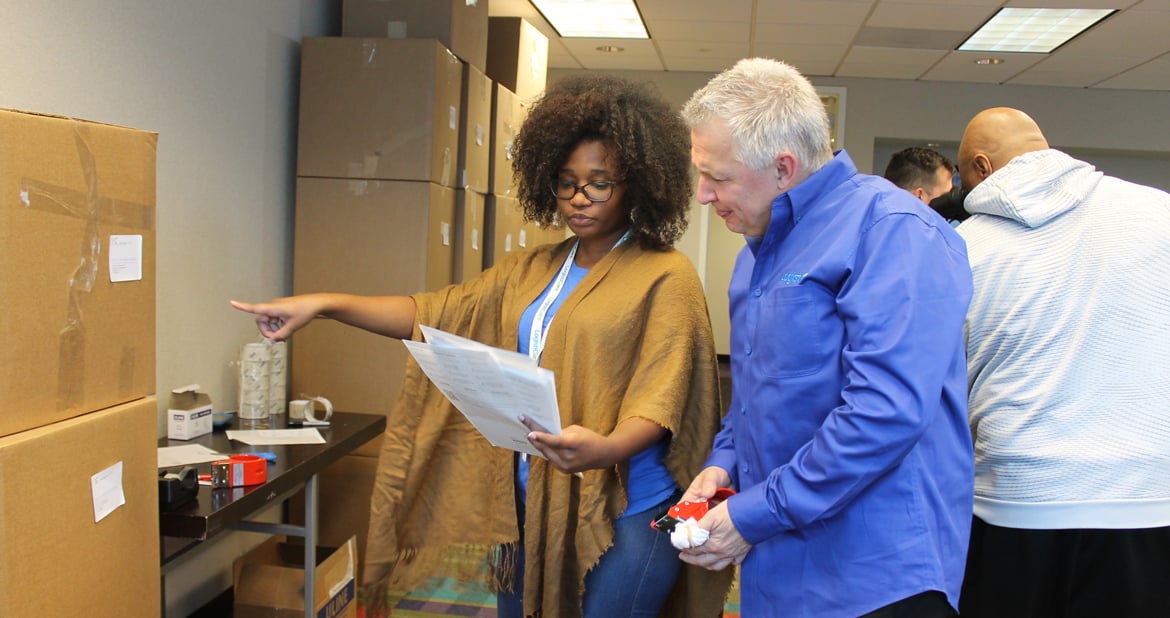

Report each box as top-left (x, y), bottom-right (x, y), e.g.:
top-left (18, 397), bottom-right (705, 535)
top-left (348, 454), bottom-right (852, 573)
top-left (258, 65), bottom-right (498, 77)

top-left (232, 74), bottom-right (731, 617)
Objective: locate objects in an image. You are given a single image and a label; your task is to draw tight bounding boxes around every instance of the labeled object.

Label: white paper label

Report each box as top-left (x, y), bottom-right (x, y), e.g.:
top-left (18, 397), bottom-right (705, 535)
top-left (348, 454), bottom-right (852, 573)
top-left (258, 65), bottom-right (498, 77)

top-left (441, 221), bottom-right (451, 246)
top-left (109, 235), bottom-right (143, 282)
top-left (472, 228), bottom-right (479, 251)
top-left (449, 106), bottom-right (457, 130)
top-left (519, 229), bottom-right (527, 248)
top-left (91, 461), bottom-right (126, 522)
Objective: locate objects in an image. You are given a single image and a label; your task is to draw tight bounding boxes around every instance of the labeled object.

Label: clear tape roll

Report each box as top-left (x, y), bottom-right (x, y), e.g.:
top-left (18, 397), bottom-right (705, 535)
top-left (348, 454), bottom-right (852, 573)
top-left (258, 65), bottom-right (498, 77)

top-left (289, 396), bottom-right (333, 425)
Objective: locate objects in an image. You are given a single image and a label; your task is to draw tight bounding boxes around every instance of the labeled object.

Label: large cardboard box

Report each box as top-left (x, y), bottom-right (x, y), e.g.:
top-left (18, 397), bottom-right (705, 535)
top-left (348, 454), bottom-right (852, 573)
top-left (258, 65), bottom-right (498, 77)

top-left (341, 0), bottom-right (489, 71)
top-left (234, 535), bottom-right (358, 618)
top-left (458, 62), bottom-right (492, 194)
top-left (0, 109), bottom-right (156, 438)
top-left (484, 193), bottom-right (521, 269)
top-left (297, 38), bottom-right (464, 187)
top-left (454, 189), bottom-right (486, 283)
top-left (486, 17), bottom-right (548, 109)
top-left (490, 83), bottom-right (522, 197)
top-left (0, 397), bottom-right (160, 616)
top-left (291, 178), bottom-right (454, 455)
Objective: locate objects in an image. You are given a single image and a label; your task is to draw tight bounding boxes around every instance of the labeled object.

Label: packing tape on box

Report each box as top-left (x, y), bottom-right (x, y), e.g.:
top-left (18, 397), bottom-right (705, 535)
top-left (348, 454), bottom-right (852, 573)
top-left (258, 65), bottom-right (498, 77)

top-left (289, 395), bottom-right (333, 425)
top-left (19, 121), bottom-right (154, 411)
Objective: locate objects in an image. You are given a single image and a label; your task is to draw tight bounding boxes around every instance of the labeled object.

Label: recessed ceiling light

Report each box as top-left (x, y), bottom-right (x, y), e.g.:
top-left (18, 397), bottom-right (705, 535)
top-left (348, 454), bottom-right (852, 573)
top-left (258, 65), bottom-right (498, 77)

top-left (596, 45), bottom-right (625, 53)
top-left (974, 58), bottom-right (1004, 65)
top-left (530, 0), bottom-right (649, 39)
top-left (959, 8), bottom-right (1115, 54)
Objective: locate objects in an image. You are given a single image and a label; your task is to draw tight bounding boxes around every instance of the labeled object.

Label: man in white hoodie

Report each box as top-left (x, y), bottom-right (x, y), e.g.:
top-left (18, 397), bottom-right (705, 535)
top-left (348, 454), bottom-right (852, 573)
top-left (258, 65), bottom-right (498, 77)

top-left (957, 107), bottom-right (1170, 616)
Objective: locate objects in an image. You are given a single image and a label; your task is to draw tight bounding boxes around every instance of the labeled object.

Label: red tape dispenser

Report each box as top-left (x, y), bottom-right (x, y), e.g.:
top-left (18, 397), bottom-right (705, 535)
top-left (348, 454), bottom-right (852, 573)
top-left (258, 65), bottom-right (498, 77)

top-left (651, 487), bottom-right (736, 532)
top-left (208, 454), bottom-right (267, 488)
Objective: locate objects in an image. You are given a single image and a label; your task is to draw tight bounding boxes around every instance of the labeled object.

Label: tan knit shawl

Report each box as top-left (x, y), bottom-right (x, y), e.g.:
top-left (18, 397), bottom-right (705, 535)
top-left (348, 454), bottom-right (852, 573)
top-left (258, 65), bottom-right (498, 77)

top-left (363, 239), bottom-right (732, 617)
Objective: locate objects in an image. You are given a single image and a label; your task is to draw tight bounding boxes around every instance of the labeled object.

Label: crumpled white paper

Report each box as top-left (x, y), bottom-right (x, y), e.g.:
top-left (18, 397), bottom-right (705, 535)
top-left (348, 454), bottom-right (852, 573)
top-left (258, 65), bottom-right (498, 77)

top-left (670, 517), bottom-right (711, 550)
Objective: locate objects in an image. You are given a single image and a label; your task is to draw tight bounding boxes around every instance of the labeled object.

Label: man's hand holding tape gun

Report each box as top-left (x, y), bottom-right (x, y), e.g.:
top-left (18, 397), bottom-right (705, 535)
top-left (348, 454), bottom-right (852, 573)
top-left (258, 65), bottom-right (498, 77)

top-left (677, 466), bottom-right (753, 572)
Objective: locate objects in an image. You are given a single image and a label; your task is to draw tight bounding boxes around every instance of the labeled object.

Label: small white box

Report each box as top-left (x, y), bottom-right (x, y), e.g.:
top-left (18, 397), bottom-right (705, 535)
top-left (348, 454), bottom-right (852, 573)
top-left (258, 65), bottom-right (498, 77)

top-left (168, 384), bottom-right (213, 440)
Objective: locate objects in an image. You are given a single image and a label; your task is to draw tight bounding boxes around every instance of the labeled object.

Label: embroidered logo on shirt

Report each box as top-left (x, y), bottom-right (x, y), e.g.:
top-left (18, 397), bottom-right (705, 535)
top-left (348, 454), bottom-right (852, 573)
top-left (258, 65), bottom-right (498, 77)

top-left (779, 272), bottom-right (808, 285)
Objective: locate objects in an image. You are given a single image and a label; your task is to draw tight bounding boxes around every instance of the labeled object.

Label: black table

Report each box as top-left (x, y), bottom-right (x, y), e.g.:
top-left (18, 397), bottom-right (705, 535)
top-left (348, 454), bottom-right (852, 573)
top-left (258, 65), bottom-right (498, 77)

top-left (159, 411), bottom-right (385, 618)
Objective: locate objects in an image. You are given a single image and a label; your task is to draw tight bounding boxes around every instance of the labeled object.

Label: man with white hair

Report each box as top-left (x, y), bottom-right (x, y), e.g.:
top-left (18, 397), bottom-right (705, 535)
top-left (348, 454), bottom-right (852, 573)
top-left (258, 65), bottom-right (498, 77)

top-left (677, 57), bottom-right (974, 617)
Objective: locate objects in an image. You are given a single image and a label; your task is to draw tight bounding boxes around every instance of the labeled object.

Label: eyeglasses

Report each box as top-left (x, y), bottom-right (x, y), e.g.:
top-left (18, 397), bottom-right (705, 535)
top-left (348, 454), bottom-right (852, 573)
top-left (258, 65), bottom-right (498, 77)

top-left (549, 180), bottom-right (620, 203)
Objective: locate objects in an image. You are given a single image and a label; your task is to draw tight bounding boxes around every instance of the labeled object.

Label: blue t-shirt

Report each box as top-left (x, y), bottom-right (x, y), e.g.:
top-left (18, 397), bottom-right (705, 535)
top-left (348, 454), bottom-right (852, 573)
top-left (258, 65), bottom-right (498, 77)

top-left (517, 260), bottom-right (675, 517)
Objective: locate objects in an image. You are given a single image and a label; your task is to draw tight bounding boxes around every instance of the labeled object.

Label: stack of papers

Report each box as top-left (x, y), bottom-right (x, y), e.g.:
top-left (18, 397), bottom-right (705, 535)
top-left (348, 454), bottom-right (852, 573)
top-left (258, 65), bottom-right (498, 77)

top-left (403, 325), bottom-right (562, 457)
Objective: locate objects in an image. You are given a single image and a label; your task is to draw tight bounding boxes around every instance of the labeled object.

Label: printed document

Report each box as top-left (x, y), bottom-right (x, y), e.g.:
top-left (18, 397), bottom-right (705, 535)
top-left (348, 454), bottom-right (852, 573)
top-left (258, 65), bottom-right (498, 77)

top-left (403, 325), bottom-right (561, 457)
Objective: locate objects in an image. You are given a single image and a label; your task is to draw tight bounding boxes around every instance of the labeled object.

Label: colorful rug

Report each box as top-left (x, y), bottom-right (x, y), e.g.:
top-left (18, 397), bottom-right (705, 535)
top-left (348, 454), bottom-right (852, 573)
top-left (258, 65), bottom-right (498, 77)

top-left (359, 570), bottom-right (741, 617)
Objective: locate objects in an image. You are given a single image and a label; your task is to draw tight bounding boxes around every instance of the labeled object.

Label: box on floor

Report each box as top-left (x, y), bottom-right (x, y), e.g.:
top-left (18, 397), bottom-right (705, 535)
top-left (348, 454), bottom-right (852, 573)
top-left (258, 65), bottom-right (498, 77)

top-left (234, 534), bottom-right (358, 618)
top-left (0, 397), bottom-right (159, 616)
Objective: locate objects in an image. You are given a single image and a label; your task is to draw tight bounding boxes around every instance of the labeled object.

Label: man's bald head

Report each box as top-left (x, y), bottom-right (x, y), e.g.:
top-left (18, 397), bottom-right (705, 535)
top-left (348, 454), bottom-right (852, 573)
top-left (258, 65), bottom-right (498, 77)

top-left (957, 107), bottom-right (1050, 192)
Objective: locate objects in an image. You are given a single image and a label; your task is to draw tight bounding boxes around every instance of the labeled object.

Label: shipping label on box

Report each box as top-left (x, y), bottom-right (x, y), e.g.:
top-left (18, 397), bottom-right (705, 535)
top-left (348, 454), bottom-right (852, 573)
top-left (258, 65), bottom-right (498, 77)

top-left (168, 384), bottom-right (213, 440)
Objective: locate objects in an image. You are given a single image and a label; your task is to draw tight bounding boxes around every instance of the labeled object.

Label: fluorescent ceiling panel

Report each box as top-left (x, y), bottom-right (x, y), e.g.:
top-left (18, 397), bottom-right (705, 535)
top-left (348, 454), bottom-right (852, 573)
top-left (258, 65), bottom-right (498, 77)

top-left (958, 8), bottom-right (1115, 54)
top-left (531, 0), bottom-right (649, 38)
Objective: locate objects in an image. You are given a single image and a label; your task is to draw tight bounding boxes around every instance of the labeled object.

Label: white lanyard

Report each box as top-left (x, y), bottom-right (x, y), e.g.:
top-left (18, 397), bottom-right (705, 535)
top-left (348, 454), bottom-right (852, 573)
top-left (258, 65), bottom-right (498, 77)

top-left (526, 231), bottom-right (631, 363)
top-left (528, 240), bottom-right (579, 362)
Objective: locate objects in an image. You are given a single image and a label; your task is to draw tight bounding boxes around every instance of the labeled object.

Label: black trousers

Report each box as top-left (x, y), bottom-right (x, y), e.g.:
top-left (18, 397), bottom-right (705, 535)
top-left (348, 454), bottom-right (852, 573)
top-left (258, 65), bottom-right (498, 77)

top-left (859, 591), bottom-right (956, 617)
top-left (960, 516), bottom-right (1170, 617)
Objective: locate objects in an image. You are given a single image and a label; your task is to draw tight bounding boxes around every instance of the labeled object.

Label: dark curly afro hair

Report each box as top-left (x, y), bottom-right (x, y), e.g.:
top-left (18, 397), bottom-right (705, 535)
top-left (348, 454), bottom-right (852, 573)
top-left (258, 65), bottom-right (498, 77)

top-left (510, 74), bottom-right (693, 251)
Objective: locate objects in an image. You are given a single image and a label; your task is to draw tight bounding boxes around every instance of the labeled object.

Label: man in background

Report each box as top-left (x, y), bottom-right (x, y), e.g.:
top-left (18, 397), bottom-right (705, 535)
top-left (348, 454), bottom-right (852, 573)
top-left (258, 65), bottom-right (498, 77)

top-left (884, 146), bottom-right (968, 224)
top-left (957, 106), bottom-right (1170, 616)
top-left (883, 146), bottom-right (955, 205)
top-left (677, 57), bottom-right (974, 617)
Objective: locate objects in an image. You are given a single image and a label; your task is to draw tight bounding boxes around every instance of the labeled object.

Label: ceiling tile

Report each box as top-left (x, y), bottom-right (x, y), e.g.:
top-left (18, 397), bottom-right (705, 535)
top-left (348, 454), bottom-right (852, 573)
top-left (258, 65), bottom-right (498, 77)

top-left (663, 56), bottom-right (748, 72)
top-left (754, 22), bottom-right (860, 45)
top-left (637, 0), bottom-right (753, 21)
top-left (756, 1), bottom-right (873, 26)
top-left (1092, 54), bottom-right (1170, 89)
top-left (754, 42), bottom-right (851, 64)
top-left (866, 2), bottom-right (997, 30)
top-left (647, 20), bottom-right (753, 43)
top-left (920, 50), bottom-right (1049, 83)
top-left (657, 40), bottom-right (751, 58)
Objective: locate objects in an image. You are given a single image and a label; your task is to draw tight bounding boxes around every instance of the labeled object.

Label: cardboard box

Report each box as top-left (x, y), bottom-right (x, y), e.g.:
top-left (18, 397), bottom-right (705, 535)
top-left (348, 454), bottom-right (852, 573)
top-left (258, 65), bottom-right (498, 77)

top-left (490, 83), bottom-right (522, 197)
top-left (454, 189), bottom-right (485, 283)
top-left (297, 38), bottom-right (464, 186)
top-left (458, 62), bottom-right (492, 194)
top-left (234, 535), bottom-right (358, 618)
top-left (484, 193), bottom-right (521, 269)
top-left (167, 383), bottom-right (213, 440)
top-left (0, 397), bottom-right (160, 617)
top-left (0, 108), bottom-right (156, 438)
top-left (291, 178), bottom-right (454, 449)
top-left (341, 0), bottom-right (489, 71)
top-left (486, 17), bottom-right (548, 109)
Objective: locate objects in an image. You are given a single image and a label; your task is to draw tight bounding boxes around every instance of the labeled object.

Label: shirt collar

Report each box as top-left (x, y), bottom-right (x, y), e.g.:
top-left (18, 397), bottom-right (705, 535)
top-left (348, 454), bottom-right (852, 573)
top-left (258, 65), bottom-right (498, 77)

top-left (762, 150), bottom-right (856, 246)
top-left (783, 150), bottom-right (857, 223)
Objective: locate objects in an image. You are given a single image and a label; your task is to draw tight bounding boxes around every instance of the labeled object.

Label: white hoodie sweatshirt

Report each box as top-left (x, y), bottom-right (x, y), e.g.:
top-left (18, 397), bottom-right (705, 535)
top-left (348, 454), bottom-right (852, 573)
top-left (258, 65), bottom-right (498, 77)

top-left (959, 149), bottom-right (1170, 530)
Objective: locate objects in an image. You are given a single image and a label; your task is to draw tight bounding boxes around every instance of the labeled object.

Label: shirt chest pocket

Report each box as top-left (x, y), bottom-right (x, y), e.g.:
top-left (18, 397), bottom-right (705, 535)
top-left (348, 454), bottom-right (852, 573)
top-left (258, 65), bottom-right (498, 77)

top-left (756, 285), bottom-right (840, 379)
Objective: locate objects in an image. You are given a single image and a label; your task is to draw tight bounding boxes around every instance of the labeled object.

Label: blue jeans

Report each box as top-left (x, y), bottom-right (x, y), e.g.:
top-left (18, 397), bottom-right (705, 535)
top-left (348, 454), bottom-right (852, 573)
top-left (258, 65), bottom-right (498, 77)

top-left (497, 491), bottom-right (683, 618)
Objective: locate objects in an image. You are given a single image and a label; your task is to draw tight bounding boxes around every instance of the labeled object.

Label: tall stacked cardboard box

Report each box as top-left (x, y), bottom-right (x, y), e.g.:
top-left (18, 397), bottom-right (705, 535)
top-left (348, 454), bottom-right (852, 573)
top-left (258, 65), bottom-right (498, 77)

top-left (0, 109), bottom-right (159, 616)
top-left (290, 4), bottom-right (549, 562)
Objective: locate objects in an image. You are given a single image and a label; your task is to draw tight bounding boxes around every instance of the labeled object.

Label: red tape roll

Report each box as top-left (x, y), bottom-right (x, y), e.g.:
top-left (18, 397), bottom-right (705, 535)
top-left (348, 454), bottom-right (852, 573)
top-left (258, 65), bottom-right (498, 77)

top-left (210, 454), bottom-right (267, 487)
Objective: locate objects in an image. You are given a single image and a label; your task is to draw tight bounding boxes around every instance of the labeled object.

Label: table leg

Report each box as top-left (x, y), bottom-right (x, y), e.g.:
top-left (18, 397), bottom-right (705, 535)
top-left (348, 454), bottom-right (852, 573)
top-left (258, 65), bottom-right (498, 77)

top-left (304, 473), bottom-right (319, 618)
